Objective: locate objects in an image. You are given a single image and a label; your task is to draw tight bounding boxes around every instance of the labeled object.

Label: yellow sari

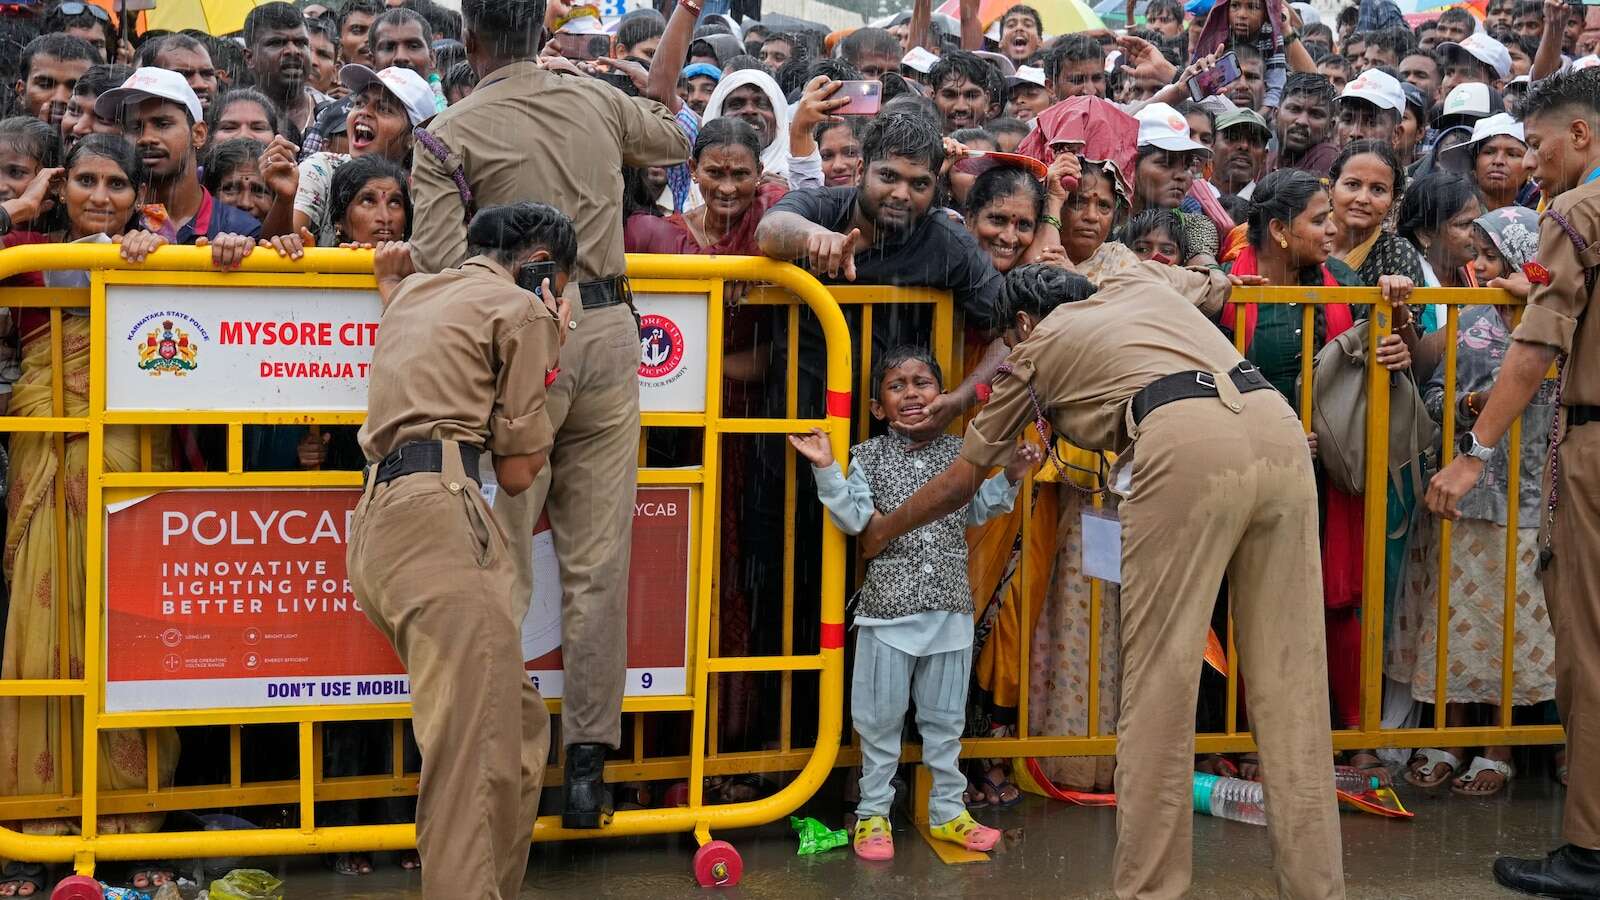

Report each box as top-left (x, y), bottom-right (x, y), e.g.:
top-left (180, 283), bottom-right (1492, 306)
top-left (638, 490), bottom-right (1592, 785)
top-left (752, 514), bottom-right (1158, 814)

top-left (0, 315), bottom-right (178, 835)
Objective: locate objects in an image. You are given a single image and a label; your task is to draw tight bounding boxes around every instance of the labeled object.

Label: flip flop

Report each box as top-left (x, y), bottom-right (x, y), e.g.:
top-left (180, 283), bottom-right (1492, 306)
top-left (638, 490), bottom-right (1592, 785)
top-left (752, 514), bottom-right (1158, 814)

top-left (1452, 756), bottom-right (1514, 797)
top-left (1405, 748), bottom-right (1462, 789)
top-left (980, 775), bottom-right (1023, 809)
top-left (853, 815), bottom-right (894, 861)
top-left (930, 810), bottom-right (1001, 852)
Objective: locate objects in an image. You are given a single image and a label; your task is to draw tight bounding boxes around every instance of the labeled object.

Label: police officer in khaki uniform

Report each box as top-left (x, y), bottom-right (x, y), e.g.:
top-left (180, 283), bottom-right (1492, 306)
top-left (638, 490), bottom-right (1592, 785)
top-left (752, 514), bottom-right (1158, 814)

top-left (1428, 67), bottom-right (1600, 897)
top-left (862, 263), bottom-right (1345, 900)
top-left (408, 0), bottom-right (690, 828)
top-left (348, 203), bottom-right (574, 899)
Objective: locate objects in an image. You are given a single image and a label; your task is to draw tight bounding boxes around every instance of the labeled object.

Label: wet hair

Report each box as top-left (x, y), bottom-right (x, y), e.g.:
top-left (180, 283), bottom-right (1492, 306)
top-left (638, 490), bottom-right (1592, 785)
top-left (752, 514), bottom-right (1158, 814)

top-left (243, 2), bottom-right (307, 50)
top-left (870, 345), bottom-right (943, 399)
top-left (616, 10), bottom-right (666, 51)
top-left (466, 201), bottom-right (576, 270)
top-left (461, 0), bottom-right (548, 58)
top-left (965, 164), bottom-right (1046, 220)
top-left (1519, 66), bottom-right (1600, 123)
top-left (1305, 22), bottom-right (1334, 47)
top-left (1512, 0), bottom-right (1542, 20)
top-left (948, 126), bottom-right (996, 148)
top-left (434, 39), bottom-right (467, 75)
top-left (65, 132), bottom-right (149, 195)
top-left (339, 0), bottom-right (385, 37)
top-left (1230, 40), bottom-right (1265, 68)
top-left (1145, 0), bottom-right (1183, 22)
top-left (1217, 192), bottom-right (1251, 223)
top-left (71, 63), bottom-right (132, 102)
top-left (807, 57), bottom-right (861, 85)
top-left (1329, 139), bottom-right (1407, 197)
top-left (201, 137), bottom-right (265, 195)
top-left (988, 116), bottom-right (1029, 142)
top-left (42, 2), bottom-right (115, 59)
top-left (880, 87), bottom-right (939, 123)
top-left (622, 166), bottom-right (659, 218)
top-left (415, 0), bottom-right (462, 42)
top-left (1246, 168), bottom-right (1329, 250)
top-left (137, 33), bottom-right (206, 68)
top-left (1396, 170), bottom-right (1484, 244)
top-left (369, 8), bottom-right (431, 55)
top-left (329, 154), bottom-right (412, 240)
top-left (205, 89), bottom-right (284, 140)
top-left (813, 115), bottom-right (862, 145)
top-left (839, 27), bottom-right (900, 65)
top-left (0, 116), bottom-right (60, 168)
top-left (1046, 33), bottom-right (1105, 84)
top-left (305, 14), bottom-right (339, 48)
top-left (693, 116), bottom-right (762, 165)
top-left (1365, 26), bottom-right (1417, 62)
top-left (442, 60), bottom-right (478, 100)
top-left (1280, 71), bottom-right (1335, 112)
top-left (1437, 7), bottom-right (1477, 32)
top-left (20, 34), bottom-right (98, 82)
top-left (1116, 208), bottom-right (1190, 259)
top-left (928, 50), bottom-right (996, 102)
top-left (1000, 263), bottom-right (1098, 323)
top-left (1176, 98), bottom-right (1214, 131)
top-left (205, 33), bottom-right (248, 86)
top-left (862, 112), bottom-right (945, 171)
top-left (721, 55), bottom-right (766, 75)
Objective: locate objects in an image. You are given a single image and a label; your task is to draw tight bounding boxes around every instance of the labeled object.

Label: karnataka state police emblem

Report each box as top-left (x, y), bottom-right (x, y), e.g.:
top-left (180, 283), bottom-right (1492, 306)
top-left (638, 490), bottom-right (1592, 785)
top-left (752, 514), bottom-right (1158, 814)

top-left (137, 320), bottom-right (198, 375)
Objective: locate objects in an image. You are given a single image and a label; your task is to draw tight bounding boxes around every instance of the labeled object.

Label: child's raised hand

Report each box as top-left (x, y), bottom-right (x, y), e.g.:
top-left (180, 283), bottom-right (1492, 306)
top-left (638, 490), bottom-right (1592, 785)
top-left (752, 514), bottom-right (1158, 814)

top-left (787, 427), bottom-right (835, 469)
top-left (1005, 441), bottom-right (1044, 483)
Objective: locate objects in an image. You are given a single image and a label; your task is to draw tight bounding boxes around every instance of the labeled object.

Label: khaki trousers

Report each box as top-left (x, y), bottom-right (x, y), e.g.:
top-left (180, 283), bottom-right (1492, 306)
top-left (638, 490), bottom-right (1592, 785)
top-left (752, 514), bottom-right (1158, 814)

top-left (1543, 421), bottom-right (1600, 849)
top-left (1114, 390), bottom-right (1344, 900)
top-left (495, 301), bottom-right (640, 749)
top-left (348, 442), bottom-right (549, 899)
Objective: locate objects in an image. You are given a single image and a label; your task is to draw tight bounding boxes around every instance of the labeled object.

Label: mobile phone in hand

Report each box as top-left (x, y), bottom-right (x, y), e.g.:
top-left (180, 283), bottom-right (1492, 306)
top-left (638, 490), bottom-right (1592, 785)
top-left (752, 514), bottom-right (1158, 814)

top-left (1188, 51), bottom-right (1242, 101)
top-left (553, 31), bottom-right (609, 60)
top-left (835, 80), bottom-right (882, 116)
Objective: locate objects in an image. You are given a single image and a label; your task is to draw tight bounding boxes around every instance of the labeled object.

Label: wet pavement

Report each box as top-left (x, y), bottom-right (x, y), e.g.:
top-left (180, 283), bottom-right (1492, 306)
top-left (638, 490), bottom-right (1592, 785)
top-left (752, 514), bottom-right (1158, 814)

top-left (219, 763), bottom-right (1566, 898)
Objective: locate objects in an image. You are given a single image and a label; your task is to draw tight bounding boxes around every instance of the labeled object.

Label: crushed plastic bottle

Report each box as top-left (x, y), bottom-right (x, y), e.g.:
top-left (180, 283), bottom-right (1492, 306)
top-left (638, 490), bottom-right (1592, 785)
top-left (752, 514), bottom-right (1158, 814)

top-left (1193, 772), bottom-right (1266, 825)
top-left (206, 869), bottom-right (282, 900)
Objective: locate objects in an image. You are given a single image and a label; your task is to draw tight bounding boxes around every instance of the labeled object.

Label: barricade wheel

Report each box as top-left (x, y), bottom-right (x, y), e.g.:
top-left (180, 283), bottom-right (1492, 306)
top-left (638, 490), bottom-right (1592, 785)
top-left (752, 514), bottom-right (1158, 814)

top-left (692, 839), bottom-right (743, 888)
top-left (50, 875), bottom-right (103, 900)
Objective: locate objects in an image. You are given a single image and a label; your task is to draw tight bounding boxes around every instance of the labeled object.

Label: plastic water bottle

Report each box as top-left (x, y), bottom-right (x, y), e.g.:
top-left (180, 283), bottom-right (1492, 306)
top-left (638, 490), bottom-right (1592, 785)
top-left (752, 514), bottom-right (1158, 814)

top-left (1333, 764), bottom-right (1381, 793)
top-left (1193, 772), bottom-right (1266, 825)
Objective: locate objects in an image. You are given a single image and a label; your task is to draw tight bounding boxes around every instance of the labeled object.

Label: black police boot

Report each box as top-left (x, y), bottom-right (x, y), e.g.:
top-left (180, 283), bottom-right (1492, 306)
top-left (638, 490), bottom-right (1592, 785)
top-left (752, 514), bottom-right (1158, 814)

top-left (562, 743), bottom-right (613, 829)
top-left (1493, 844), bottom-right (1600, 898)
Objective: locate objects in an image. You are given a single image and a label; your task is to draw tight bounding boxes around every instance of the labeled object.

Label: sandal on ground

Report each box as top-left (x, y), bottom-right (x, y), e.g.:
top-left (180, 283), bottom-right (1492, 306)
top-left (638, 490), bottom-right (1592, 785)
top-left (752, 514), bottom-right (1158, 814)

top-left (1346, 751), bottom-right (1395, 788)
top-left (853, 815), bottom-right (894, 861)
top-left (963, 779), bottom-right (992, 809)
top-left (126, 863), bottom-right (177, 890)
top-left (930, 810), bottom-right (1001, 852)
top-left (396, 849), bottom-right (421, 870)
top-left (1452, 756), bottom-right (1515, 797)
top-left (326, 853), bottom-right (373, 876)
top-left (982, 766), bottom-right (1022, 808)
top-left (1405, 748), bottom-right (1462, 789)
top-left (0, 862), bottom-right (48, 897)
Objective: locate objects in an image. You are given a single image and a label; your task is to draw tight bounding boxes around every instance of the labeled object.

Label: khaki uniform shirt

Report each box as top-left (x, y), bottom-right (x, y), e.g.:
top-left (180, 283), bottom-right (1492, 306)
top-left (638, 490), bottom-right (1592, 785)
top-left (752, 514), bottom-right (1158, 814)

top-left (962, 263), bottom-right (1239, 468)
top-left (1512, 178), bottom-right (1600, 406)
top-left (359, 256), bottom-right (560, 462)
top-left (410, 61), bottom-right (691, 277)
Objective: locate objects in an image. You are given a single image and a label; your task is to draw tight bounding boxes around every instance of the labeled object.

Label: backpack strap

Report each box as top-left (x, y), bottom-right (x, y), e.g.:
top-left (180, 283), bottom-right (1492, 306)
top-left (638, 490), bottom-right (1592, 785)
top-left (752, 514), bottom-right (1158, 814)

top-left (412, 125), bottom-right (474, 224)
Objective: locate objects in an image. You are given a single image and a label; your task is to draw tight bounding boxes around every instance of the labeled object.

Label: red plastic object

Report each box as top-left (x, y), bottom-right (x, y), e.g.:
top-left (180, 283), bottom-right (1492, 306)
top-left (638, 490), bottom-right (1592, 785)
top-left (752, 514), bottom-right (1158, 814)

top-left (663, 781), bottom-right (690, 808)
top-left (50, 875), bottom-right (104, 900)
top-left (693, 839), bottom-right (743, 888)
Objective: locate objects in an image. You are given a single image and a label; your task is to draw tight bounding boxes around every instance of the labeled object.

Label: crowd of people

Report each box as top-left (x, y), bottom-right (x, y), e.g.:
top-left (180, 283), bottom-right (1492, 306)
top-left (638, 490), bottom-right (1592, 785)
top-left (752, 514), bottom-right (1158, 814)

top-left (0, 0), bottom-right (1596, 893)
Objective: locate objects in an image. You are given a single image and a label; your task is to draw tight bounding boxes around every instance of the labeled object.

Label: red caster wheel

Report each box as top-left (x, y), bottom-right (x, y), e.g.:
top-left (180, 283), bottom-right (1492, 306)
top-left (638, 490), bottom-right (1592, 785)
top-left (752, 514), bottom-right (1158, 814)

top-left (50, 875), bottom-right (104, 900)
top-left (663, 781), bottom-right (690, 808)
top-left (693, 839), bottom-right (743, 888)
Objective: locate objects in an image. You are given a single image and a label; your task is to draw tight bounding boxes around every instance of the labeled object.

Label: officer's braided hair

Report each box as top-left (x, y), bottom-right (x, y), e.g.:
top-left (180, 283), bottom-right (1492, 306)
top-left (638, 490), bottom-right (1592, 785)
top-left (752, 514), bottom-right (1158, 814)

top-left (1000, 263), bottom-right (1097, 325)
top-left (870, 346), bottom-right (943, 400)
top-left (466, 202), bottom-right (577, 273)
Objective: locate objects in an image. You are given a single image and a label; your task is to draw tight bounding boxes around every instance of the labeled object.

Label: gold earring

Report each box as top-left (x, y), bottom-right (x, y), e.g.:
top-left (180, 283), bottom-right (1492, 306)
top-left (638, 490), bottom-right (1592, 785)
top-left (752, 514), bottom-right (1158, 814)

top-left (1278, 238), bottom-right (1288, 248)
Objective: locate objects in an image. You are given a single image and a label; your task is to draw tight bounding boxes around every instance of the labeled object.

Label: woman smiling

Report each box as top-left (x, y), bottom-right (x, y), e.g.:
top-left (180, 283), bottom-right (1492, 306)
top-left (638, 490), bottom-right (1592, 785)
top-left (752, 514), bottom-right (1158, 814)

top-left (1328, 140), bottom-right (1425, 287)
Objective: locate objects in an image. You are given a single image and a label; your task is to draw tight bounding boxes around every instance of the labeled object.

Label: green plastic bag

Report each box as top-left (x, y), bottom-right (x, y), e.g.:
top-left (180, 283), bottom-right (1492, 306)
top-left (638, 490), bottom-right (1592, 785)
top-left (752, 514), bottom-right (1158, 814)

top-left (789, 815), bottom-right (847, 855)
top-left (207, 868), bottom-right (283, 900)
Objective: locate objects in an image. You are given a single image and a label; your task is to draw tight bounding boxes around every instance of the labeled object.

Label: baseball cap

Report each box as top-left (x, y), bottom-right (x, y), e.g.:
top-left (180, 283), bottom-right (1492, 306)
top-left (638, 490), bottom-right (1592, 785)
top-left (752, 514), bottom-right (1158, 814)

top-left (902, 46), bottom-right (938, 74)
top-left (1008, 65), bottom-right (1047, 89)
top-left (1338, 68), bottom-right (1405, 112)
top-left (1441, 111), bottom-right (1526, 165)
top-left (974, 50), bottom-right (1017, 79)
top-left (1438, 33), bottom-right (1512, 81)
top-left (1215, 106), bottom-right (1271, 138)
top-left (1136, 102), bottom-right (1210, 154)
top-left (1400, 82), bottom-right (1427, 117)
top-left (1431, 81), bottom-right (1502, 127)
top-left (95, 67), bottom-right (203, 125)
top-left (682, 62), bottom-right (722, 82)
top-left (339, 64), bottom-right (435, 127)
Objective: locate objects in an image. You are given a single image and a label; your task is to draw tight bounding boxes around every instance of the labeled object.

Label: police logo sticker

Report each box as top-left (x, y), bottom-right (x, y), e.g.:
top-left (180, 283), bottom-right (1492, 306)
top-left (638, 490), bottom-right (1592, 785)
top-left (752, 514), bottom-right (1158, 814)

top-left (131, 311), bottom-right (208, 376)
top-left (639, 314), bottom-right (686, 383)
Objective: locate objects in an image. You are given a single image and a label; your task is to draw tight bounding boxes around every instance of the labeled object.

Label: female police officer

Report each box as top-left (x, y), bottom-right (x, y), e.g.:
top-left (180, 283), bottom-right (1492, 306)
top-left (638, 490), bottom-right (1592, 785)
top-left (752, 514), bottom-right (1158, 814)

top-left (347, 202), bottom-right (573, 899)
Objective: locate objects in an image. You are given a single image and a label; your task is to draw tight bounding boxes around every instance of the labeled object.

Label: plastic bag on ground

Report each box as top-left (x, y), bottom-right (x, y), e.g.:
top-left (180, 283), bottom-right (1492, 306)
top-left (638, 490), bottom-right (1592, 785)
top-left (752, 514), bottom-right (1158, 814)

top-left (206, 869), bottom-right (283, 900)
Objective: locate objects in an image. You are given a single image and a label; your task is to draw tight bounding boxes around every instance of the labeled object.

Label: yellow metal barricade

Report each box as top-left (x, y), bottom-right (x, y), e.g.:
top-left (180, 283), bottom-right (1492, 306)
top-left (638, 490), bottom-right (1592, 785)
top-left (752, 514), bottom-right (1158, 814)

top-left (0, 247), bottom-right (852, 886)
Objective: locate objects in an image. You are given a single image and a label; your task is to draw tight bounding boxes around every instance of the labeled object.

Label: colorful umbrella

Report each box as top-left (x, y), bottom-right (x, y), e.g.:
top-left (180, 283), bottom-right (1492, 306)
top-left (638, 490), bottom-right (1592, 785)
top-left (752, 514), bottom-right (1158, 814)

top-left (145, 0), bottom-right (269, 36)
top-left (935, 0), bottom-right (1107, 35)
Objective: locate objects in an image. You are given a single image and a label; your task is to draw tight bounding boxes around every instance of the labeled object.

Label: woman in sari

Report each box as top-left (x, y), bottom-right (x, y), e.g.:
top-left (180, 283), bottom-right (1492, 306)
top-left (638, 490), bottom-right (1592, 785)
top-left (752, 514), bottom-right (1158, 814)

top-left (0, 135), bottom-right (179, 895)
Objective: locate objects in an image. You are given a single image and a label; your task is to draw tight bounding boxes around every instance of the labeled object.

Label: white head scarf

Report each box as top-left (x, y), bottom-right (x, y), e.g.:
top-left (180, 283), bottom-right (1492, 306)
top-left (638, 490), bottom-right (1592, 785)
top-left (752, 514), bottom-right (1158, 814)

top-left (702, 68), bottom-right (792, 180)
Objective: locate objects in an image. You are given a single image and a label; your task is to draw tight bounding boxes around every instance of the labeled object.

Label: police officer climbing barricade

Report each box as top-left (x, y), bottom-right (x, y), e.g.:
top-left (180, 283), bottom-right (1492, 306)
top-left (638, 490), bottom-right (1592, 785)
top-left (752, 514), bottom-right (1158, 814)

top-left (405, 0), bottom-right (690, 830)
top-left (348, 203), bottom-right (575, 900)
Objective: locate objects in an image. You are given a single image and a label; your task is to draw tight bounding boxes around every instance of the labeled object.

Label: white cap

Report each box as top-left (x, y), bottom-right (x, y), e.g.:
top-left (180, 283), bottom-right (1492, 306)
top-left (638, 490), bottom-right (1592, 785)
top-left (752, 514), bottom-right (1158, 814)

top-left (1438, 33), bottom-right (1512, 81)
top-left (339, 64), bottom-right (435, 126)
top-left (1136, 102), bottom-right (1210, 154)
top-left (95, 67), bottom-right (203, 125)
top-left (1440, 112), bottom-right (1526, 167)
top-left (1339, 68), bottom-right (1405, 112)
top-left (1008, 65), bottom-right (1047, 88)
top-left (1290, 2), bottom-right (1321, 26)
top-left (974, 50), bottom-right (1016, 79)
top-left (1436, 81), bottom-right (1497, 123)
top-left (902, 46), bottom-right (938, 74)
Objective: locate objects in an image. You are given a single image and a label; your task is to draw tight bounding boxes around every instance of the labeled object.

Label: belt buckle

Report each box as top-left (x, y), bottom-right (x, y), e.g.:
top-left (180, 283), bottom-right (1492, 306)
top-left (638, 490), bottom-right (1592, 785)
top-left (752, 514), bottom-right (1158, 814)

top-left (1235, 361), bottom-right (1257, 375)
top-left (1195, 372), bottom-right (1216, 390)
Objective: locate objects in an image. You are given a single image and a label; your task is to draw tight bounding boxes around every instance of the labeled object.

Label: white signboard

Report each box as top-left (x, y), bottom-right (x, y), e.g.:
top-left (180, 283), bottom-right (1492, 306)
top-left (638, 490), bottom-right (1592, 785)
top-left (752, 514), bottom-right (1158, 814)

top-left (635, 291), bottom-right (709, 413)
top-left (105, 284), bottom-right (381, 411)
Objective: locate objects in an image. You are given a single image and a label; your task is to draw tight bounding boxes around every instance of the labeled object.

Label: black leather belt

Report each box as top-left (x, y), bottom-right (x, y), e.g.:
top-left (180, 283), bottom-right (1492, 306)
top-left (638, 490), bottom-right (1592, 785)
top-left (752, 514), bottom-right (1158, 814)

top-left (365, 440), bottom-right (481, 487)
top-left (1568, 405), bottom-right (1600, 428)
top-left (1131, 362), bottom-right (1273, 426)
top-left (580, 276), bottom-right (631, 310)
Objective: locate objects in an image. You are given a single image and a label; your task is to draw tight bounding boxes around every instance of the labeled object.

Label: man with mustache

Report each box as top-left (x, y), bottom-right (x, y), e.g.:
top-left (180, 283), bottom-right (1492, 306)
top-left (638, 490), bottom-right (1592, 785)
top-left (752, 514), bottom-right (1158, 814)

top-left (1268, 71), bottom-right (1338, 176)
top-left (1210, 107), bottom-right (1271, 200)
top-left (16, 34), bottom-right (98, 131)
top-left (244, 2), bottom-right (326, 142)
top-left (369, 7), bottom-right (436, 78)
top-left (929, 51), bottom-right (1000, 134)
